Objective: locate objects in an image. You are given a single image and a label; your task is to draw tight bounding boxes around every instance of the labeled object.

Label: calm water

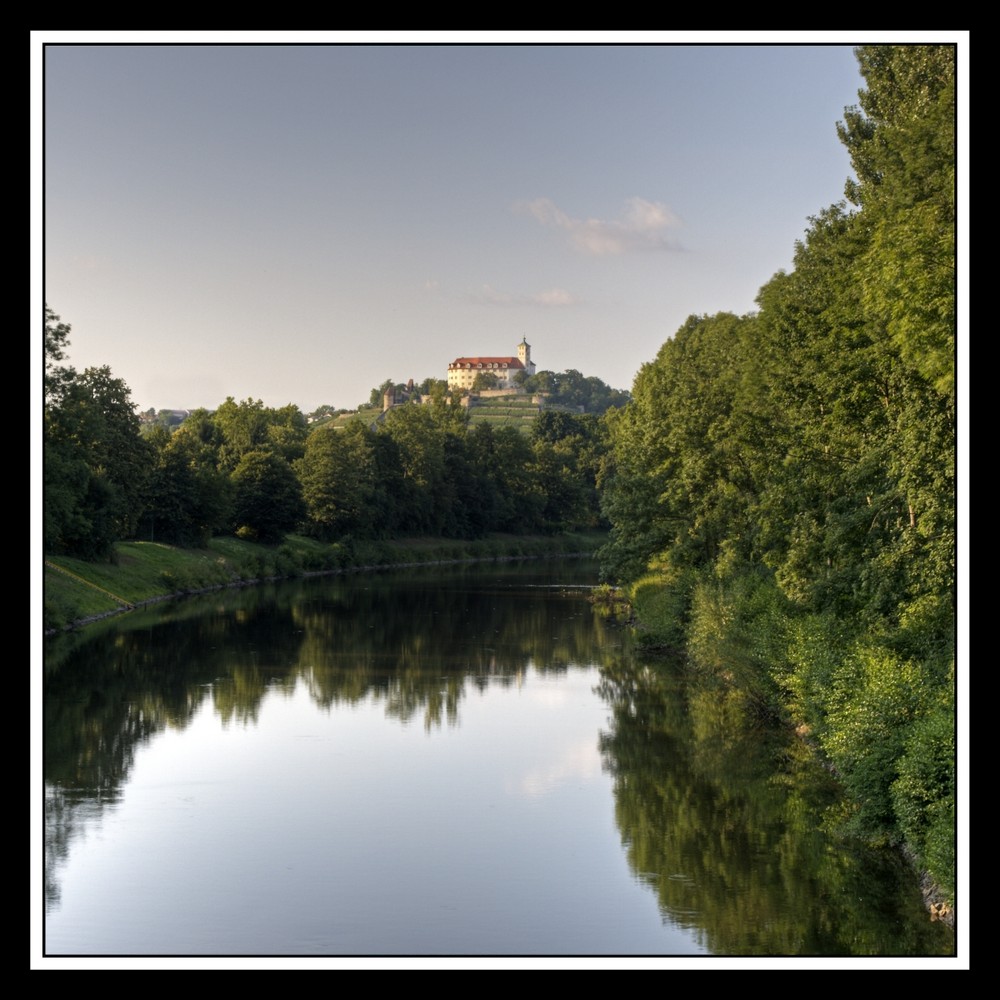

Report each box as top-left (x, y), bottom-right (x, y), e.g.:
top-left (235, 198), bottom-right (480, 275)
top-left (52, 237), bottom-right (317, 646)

top-left (42, 561), bottom-right (954, 958)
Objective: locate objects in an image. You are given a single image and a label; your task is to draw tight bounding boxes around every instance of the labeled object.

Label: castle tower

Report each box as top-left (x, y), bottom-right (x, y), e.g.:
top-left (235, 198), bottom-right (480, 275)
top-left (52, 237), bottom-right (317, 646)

top-left (517, 337), bottom-right (536, 376)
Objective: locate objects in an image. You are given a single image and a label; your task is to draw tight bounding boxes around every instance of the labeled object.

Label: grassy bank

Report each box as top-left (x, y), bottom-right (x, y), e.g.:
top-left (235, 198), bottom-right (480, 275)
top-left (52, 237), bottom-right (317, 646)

top-left (623, 563), bottom-right (956, 919)
top-left (43, 530), bottom-right (606, 634)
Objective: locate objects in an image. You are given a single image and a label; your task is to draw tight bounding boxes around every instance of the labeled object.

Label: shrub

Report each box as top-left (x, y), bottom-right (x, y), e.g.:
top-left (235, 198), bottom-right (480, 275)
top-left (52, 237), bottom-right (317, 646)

top-left (892, 593), bottom-right (956, 683)
top-left (685, 568), bottom-right (787, 718)
top-left (923, 795), bottom-right (956, 905)
top-left (629, 566), bottom-right (695, 650)
top-left (780, 611), bottom-right (856, 739)
top-left (891, 695), bottom-right (956, 898)
top-left (822, 646), bottom-right (935, 838)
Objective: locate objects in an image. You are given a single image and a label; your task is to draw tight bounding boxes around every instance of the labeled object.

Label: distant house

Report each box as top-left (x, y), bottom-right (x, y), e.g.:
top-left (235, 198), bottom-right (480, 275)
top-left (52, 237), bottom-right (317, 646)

top-left (447, 338), bottom-right (536, 391)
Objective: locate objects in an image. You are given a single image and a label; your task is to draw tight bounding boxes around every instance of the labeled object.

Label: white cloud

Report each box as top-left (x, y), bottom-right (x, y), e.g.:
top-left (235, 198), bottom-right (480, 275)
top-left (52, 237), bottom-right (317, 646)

top-left (532, 287), bottom-right (574, 306)
top-left (478, 284), bottom-right (513, 304)
top-left (518, 196), bottom-right (682, 255)
top-left (470, 284), bottom-right (575, 308)
top-left (507, 738), bottom-right (603, 799)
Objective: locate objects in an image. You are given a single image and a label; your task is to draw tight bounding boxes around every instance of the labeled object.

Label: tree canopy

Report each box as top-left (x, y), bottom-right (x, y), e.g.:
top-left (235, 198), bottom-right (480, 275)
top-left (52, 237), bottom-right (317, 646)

top-left (44, 308), bottom-right (153, 559)
top-left (596, 44), bottom-right (956, 899)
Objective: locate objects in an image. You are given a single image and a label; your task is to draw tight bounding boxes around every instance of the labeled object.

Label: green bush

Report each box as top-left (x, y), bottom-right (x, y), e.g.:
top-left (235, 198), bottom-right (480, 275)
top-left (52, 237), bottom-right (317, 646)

top-left (892, 593), bottom-right (956, 683)
top-left (779, 611), bottom-right (856, 739)
top-left (822, 646), bottom-right (935, 837)
top-left (891, 696), bottom-right (955, 899)
top-left (923, 794), bottom-right (956, 905)
top-left (684, 569), bottom-right (787, 718)
top-left (629, 566), bottom-right (695, 650)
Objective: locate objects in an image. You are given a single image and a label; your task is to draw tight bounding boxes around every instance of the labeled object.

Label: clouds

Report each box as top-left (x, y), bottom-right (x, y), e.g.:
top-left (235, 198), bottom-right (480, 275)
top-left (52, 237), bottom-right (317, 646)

top-left (532, 287), bottom-right (574, 306)
top-left (468, 284), bottom-right (575, 308)
top-left (459, 195), bottom-right (678, 317)
top-left (508, 737), bottom-right (603, 799)
top-left (478, 283), bottom-right (513, 304)
top-left (518, 196), bottom-right (682, 255)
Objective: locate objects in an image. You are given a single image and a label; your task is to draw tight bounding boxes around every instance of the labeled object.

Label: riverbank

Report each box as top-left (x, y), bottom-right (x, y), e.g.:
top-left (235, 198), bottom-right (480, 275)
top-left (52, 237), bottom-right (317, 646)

top-left (43, 530), bottom-right (607, 635)
top-left (622, 565), bottom-right (957, 932)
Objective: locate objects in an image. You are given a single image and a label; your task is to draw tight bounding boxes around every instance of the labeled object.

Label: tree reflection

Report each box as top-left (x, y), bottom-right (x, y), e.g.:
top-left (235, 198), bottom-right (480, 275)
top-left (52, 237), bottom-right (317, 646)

top-left (43, 563), bottom-right (956, 954)
top-left (43, 563), bottom-right (614, 906)
top-left (597, 651), bottom-right (954, 955)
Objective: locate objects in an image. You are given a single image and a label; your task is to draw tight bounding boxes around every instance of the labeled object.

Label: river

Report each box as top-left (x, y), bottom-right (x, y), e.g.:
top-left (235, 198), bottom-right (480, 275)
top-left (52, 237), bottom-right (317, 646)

top-left (40, 560), bottom-right (955, 962)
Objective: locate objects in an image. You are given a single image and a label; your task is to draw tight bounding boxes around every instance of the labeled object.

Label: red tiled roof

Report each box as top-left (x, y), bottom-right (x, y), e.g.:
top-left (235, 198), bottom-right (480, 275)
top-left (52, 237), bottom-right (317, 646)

top-left (449, 357), bottom-right (524, 369)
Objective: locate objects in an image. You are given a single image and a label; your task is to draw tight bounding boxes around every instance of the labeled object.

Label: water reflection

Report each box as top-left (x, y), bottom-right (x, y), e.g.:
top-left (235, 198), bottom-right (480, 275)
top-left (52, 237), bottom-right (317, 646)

top-left (598, 651), bottom-right (953, 956)
top-left (43, 561), bottom-right (954, 956)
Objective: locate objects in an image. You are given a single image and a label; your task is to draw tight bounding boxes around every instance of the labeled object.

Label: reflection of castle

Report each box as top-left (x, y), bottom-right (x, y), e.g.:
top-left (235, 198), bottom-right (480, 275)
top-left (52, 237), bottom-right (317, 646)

top-left (447, 338), bottom-right (536, 391)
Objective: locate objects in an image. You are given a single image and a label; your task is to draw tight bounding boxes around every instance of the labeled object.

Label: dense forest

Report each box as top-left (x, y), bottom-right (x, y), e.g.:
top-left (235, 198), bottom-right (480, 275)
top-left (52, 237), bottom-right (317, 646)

top-left (44, 314), bottom-right (616, 556)
top-left (42, 45), bottom-right (957, 909)
top-left (598, 45), bottom-right (956, 905)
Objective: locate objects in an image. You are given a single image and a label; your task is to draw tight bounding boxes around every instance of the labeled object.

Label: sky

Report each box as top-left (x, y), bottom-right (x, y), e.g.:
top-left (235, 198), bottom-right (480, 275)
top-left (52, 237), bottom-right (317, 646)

top-left (36, 33), bottom-right (912, 415)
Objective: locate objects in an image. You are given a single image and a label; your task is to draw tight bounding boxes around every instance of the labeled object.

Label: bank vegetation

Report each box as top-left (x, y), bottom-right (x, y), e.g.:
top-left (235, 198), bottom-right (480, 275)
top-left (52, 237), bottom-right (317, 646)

top-left (598, 46), bottom-right (957, 913)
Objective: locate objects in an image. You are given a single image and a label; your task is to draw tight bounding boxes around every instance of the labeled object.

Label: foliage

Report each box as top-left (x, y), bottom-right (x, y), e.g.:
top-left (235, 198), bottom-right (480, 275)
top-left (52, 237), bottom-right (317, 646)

top-left (838, 45), bottom-right (956, 398)
top-left (776, 610), bottom-right (858, 741)
top-left (468, 424), bottom-right (544, 533)
top-left (44, 308), bottom-right (153, 560)
top-left (471, 371), bottom-right (500, 391)
top-left (891, 693), bottom-right (956, 901)
top-left (214, 397), bottom-right (309, 470)
top-left (44, 305), bottom-right (75, 406)
top-left (139, 422), bottom-right (232, 547)
top-left (627, 565), bottom-right (697, 650)
top-left (821, 645), bottom-right (936, 837)
top-left (684, 569), bottom-right (788, 719)
top-left (230, 449), bottom-right (306, 544)
top-left (598, 312), bottom-right (769, 580)
top-left (139, 408), bottom-right (189, 432)
top-left (296, 422), bottom-right (380, 541)
top-left (522, 368), bottom-right (631, 414)
top-left (597, 44), bottom-right (956, 900)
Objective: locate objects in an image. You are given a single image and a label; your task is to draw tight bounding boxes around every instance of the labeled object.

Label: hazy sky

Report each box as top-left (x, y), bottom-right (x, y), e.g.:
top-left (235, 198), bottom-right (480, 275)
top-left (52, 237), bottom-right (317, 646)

top-left (37, 34), bottom-right (941, 414)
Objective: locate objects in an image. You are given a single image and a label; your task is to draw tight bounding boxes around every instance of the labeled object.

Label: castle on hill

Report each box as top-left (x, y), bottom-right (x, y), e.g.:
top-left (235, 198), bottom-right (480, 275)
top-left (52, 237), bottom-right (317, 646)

top-left (447, 338), bottom-right (536, 391)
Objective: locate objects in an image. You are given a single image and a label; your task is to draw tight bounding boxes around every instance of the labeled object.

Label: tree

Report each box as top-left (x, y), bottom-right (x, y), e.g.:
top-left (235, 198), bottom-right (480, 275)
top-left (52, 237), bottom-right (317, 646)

top-left (595, 43), bottom-right (957, 899)
top-left (368, 380), bottom-right (396, 408)
top-left (471, 371), bottom-right (500, 392)
top-left (838, 44), bottom-right (956, 399)
top-left (471, 424), bottom-right (545, 534)
top-left (523, 371), bottom-right (555, 396)
top-left (599, 312), bottom-right (765, 580)
top-left (296, 422), bottom-right (378, 541)
top-left (378, 403), bottom-right (453, 535)
top-left (45, 350), bottom-right (153, 559)
top-left (266, 403), bottom-right (309, 464)
top-left (139, 421), bottom-right (232, 546)
top-left (44, 305), bottom-right (75, 406)
top-left (306, 404), bottom-right (344, 425)
top-left (230, 449), bottom-right (305, 544)
top-left (418, 377), bottom-right (449, 396)
top-left (214, 398), bottom-right (274, 471)
top-left (531, 411), bottom-right (605, 530)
